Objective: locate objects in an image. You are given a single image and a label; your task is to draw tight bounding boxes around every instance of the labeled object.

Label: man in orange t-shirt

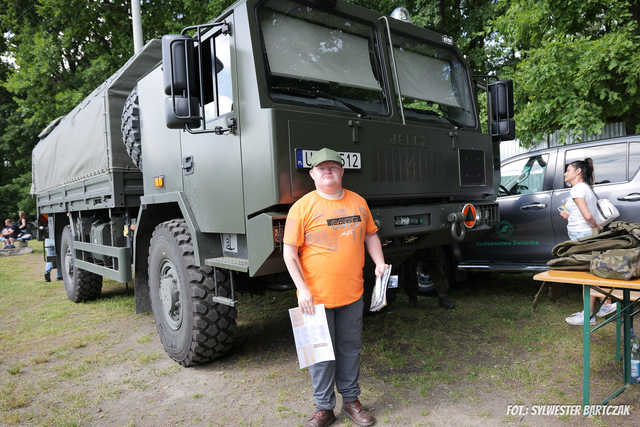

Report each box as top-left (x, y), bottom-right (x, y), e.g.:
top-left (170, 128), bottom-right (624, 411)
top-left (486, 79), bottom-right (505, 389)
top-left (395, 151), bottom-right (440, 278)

top-left (283, 148), bottom-right (386, 427)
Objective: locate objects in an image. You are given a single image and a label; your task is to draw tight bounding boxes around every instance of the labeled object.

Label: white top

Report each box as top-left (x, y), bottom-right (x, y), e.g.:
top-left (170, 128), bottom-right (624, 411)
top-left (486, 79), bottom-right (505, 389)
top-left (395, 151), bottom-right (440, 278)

top-left (566, 182), bottom-right (599, 233)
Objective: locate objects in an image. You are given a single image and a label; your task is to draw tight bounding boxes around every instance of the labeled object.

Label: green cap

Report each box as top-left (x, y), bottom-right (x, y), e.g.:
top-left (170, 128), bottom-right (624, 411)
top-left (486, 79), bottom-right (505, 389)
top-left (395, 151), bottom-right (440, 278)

top-left (311, 148), bottom-right (342, 167)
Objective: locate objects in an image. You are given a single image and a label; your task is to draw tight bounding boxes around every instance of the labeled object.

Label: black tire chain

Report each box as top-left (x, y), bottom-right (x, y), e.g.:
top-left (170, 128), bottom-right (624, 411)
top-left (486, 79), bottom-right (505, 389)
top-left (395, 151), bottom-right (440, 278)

top-left (121, 88), bottom-right (143, 171)
top-left (151, 219), bottom-right (236, 366)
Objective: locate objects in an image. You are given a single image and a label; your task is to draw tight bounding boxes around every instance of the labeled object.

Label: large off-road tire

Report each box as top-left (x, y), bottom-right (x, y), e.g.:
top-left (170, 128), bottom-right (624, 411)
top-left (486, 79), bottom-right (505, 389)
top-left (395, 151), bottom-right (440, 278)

top-left (121, 88), bottom-right (142, 170)
top-left (148, 219), bottom-right (236, 366)
top-left (60, 225), bottom-right (103, 302)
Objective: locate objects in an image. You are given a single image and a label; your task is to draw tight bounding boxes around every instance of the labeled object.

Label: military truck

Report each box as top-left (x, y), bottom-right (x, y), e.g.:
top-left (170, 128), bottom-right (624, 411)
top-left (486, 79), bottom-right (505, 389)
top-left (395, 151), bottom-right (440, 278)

top-left (32, 0), bottom-right (514, 366)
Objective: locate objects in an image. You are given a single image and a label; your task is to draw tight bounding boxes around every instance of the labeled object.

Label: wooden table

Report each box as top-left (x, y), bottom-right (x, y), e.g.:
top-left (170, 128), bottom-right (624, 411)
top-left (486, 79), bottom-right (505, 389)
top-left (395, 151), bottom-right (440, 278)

top-left (533, 270), bottom-right (640, 408)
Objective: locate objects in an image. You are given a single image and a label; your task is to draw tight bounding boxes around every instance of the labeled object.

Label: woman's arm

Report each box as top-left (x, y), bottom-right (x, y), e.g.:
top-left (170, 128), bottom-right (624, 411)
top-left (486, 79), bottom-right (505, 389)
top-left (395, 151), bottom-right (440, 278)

top-left (573, 197), bottom-right (601, 229)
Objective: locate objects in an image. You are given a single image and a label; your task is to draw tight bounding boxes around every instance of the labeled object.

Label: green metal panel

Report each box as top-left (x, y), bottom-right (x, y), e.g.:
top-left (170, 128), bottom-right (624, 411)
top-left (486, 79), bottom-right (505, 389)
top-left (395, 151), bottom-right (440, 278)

top-left (36, 171), bottom-right (143, 214)
top-left (73, 241), bottom-right (132, 282)
top-left (179, 12), bottom-right (246, 234)
top-left (139, 192), bottom-right (223, 266)
top-left (246, 212), bottom-right (286, 275)
top-left (138, 67), bottom-right (184, 196)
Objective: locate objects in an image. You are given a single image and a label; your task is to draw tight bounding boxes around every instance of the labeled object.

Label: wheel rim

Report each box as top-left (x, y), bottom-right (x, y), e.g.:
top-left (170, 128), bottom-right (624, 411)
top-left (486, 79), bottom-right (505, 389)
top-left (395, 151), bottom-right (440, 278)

top-left (64, 244), bottom-right (74, 283)
top-left (159, 259), bottom-right (182, 330)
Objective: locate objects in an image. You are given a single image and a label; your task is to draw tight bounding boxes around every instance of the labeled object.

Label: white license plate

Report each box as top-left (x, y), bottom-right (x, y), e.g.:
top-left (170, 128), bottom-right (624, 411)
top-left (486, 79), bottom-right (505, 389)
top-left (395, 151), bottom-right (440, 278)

top-left (295, 149), bottom-right (361, 169)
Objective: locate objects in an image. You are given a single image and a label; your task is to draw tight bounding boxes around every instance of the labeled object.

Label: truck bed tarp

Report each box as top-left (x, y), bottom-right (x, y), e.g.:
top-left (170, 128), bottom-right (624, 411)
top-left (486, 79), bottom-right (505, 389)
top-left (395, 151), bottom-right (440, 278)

top-left (32, 39), bottom-right (162, 194)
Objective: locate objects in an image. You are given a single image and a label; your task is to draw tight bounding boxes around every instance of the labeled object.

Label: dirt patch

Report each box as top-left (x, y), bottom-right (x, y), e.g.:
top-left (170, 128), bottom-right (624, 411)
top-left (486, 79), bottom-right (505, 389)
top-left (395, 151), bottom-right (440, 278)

top-left (1, 249), bottom-right (639, 426)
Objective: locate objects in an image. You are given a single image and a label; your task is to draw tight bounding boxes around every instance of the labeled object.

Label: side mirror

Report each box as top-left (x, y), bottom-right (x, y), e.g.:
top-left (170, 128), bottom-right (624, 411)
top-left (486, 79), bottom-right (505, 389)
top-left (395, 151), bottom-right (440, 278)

top-left (488, 79), bottom-right (515, 141)
top-left (162, 34), bottom-right (196, 96)
top-left (162, 34), bottom-right (201, 129)
top-left (165, 96), bottom-right (200, 129)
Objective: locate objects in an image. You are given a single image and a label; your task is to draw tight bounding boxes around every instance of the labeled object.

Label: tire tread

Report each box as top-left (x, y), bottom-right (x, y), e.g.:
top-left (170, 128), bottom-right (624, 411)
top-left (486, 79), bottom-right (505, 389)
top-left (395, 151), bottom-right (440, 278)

top-left (149, 219), bottom-right (236, 367)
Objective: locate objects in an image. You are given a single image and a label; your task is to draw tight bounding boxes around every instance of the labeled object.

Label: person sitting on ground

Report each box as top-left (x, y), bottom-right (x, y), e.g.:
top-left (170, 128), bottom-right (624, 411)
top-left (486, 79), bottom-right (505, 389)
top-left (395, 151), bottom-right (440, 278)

top-left (1, 219), bottom-right (20, 249)
top-left (17, 211), bottom-right (27, 233)
top-left (15, 211), bottom-right (32, 242)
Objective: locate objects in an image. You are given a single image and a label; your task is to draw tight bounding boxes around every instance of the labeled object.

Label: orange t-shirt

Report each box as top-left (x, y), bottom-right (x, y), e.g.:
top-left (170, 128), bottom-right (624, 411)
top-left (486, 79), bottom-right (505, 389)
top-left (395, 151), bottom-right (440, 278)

top-left (283, 189), bottom-right (378, 308)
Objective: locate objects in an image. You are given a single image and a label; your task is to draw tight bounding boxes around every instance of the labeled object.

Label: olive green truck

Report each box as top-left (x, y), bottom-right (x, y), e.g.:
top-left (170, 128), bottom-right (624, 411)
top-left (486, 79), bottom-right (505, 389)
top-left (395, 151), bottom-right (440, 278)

top-left (32, 0), bottom-right (515, 366)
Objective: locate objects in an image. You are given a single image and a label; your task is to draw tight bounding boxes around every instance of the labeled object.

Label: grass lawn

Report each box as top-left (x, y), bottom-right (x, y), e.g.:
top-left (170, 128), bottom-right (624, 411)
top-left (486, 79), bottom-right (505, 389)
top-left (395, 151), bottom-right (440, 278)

top-left (1, 242), bottom-right (638, 426)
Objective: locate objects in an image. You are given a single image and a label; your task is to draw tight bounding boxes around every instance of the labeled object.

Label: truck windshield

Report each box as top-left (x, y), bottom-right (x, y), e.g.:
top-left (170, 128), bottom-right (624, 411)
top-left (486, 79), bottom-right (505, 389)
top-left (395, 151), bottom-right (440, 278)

top-left (259, 0), bottom-right (387, 115)
top-left (391, 32), bottom-right (476, 128)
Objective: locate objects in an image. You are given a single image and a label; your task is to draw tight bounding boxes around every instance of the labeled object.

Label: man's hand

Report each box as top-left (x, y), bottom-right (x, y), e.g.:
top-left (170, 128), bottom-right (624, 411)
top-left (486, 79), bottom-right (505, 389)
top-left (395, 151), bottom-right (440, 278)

top-left (297, 287), bottom-right (315, 315)
top-left (374, 263), bottom-right (387, 277)
top-left (559, 210), bottom-right (569, 220)
top-left (283, 243), bottom-right (315, 315)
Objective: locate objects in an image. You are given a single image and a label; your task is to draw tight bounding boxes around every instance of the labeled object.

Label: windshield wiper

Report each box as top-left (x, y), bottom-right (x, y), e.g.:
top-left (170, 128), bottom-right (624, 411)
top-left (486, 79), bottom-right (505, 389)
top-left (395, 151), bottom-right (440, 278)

top-left (410, 108), bottom-right (461, 128)
top-left (271, 86), bottom-right (368, 117)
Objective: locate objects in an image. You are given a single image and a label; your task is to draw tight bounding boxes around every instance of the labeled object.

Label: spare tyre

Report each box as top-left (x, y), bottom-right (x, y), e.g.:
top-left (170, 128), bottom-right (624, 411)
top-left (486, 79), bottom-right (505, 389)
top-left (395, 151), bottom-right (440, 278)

top-left (121, 88), bottom-right (142, 171)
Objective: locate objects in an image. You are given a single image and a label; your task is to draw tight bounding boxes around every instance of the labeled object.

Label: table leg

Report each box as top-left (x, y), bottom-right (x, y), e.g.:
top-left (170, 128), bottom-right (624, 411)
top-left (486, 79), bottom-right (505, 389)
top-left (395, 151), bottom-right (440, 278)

top-left (583, 284), bottom-right (591, 408)
top-left (616, 302), bottom-right (621, 362)
top-left (623, 290), bottom-right (631, 385)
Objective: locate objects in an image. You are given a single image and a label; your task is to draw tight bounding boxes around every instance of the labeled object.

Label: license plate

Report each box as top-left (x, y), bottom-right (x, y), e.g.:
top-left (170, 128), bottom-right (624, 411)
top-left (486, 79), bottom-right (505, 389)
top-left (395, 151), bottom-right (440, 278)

top-left (295, 149), bottom-right (361, 169)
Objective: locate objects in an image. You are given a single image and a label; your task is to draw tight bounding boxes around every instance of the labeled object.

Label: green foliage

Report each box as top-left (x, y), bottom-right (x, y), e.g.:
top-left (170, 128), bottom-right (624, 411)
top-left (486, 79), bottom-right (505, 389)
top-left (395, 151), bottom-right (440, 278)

top-left (492, 0), bottom-right (640, 146)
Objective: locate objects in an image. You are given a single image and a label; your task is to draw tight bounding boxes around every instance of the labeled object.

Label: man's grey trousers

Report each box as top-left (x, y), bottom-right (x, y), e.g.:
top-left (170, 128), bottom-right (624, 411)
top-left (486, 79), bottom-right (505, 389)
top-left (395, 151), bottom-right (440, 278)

top-left (308, 297), bottom-right (363, 410)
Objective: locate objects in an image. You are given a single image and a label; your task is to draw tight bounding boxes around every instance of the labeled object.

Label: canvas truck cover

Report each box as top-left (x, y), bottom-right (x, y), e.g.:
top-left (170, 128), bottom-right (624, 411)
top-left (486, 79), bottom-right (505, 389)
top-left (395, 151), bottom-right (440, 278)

top-left (32, 40), bottom-right (162, 194)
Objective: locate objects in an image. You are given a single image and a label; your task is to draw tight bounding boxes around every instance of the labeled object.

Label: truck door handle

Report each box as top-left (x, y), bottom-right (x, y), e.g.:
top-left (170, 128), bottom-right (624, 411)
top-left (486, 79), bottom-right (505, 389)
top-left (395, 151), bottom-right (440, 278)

top-left (618, 193), bottom-right (640, 202)
top-left (520, 203), bottom-right (546, 210)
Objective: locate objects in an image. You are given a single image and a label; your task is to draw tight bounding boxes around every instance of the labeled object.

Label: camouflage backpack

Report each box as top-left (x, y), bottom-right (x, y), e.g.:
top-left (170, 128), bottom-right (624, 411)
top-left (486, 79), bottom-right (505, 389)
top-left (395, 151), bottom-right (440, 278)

top-left (590, 248), bottom-right (640, 281)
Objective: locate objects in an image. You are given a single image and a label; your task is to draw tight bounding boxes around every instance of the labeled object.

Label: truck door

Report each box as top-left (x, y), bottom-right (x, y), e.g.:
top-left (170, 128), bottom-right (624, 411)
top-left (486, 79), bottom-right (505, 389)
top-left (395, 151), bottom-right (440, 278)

top-left (180, 13), bottom-right (245, 234)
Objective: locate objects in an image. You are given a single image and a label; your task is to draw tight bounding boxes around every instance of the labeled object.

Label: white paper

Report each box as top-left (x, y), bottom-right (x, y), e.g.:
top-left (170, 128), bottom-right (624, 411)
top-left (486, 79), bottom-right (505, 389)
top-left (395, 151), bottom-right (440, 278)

top-left (370, 265), bottom-right (392, 312)
top-left (289, 304), bottom-right (335, 369)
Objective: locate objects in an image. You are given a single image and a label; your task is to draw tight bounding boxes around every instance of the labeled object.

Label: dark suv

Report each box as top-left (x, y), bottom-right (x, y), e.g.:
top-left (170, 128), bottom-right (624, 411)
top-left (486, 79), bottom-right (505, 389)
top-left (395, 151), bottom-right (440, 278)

top-left (458, 135), bottom-right (640, 272)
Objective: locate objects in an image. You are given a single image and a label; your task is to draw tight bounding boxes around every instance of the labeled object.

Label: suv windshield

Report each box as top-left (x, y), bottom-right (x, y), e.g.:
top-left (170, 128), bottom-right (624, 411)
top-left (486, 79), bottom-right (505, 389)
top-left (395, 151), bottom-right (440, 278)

top-left (259, 0), bottom-right (387, 115)
top-left (391, 32), bottom-right (475, 128)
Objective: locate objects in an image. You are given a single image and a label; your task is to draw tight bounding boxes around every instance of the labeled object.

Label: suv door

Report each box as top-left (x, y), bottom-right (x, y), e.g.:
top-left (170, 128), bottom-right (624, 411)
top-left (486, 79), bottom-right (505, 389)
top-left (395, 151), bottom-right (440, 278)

top-left (460, 152), bottom-right (554, 266)
top-left (493, 152), bottom-right (554, 262)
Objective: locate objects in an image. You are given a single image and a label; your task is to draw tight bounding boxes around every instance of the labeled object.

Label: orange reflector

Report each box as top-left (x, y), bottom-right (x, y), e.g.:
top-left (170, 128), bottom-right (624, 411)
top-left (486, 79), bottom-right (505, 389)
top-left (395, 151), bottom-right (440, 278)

top-left (154, 176), bottom-right (164, 188)
top-left (130, 224), bottom-right (136, 230)
top-left (462, 203), bottom-right (477, 229)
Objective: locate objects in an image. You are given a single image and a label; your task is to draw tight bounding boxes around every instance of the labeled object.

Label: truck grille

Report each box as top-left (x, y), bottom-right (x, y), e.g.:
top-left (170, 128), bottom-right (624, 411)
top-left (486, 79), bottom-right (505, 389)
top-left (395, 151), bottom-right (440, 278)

top-left (476, 203), bottom-right (499, 227)
top-left (459, 149), bottom-right (485, 186)
top-left (373, 147), bottom-right (443, 183)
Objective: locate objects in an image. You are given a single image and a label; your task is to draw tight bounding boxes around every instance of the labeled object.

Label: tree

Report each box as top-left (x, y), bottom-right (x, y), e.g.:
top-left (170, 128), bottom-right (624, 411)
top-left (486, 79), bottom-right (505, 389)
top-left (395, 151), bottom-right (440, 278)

top-left (0, 0), bottom-right (234, 221)
top-left (492, 0), bottom-right (640, 146)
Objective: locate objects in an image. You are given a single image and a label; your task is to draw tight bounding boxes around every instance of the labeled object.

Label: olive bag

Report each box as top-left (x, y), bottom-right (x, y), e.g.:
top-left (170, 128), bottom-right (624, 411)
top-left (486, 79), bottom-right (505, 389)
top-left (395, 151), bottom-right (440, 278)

top-left (590, 248), bottom-right (640, 280)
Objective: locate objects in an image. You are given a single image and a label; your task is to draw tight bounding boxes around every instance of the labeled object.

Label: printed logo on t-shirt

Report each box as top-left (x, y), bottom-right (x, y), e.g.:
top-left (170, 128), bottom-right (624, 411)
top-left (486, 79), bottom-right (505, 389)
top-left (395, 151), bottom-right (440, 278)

top-left (327, 215), bottom-right (362, 226)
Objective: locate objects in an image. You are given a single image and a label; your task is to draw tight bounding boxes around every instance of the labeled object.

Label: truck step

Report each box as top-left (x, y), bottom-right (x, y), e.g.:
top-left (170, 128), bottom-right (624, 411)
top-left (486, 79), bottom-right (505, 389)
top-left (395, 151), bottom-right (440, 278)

top-left (205, 257), bottom-right (248, 272)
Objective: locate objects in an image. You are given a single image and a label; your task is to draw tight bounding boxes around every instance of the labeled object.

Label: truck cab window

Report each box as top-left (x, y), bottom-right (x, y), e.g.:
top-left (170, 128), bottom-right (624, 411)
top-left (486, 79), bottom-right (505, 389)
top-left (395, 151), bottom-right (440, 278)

top-left (259, 0), bottom-right (387, 116)
top-left (391, 33), bottom-right (476, 128)
top-left (201, 29), bottom-right (233, 120)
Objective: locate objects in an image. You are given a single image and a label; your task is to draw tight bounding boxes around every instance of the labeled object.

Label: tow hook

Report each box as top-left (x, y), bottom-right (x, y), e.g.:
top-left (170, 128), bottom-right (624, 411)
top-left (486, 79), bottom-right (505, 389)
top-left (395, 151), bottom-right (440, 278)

top-left (448, 212), bottom-right (466, 241)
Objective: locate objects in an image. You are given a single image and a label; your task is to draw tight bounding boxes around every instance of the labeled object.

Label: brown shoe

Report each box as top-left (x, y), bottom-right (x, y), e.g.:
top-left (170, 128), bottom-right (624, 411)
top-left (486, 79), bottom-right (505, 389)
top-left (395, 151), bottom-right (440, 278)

top-left (303, 409), bottom-right (336, 427)
top-left (342, 400), bottom-right (375, 426)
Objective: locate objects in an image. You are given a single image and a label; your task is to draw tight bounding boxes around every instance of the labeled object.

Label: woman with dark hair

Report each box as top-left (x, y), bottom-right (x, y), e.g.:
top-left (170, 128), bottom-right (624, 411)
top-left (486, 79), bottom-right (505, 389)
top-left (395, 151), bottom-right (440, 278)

top-left (559, 158), bottom-right (615, 325)
top-left (17, 211), bottom-right (27, 234)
